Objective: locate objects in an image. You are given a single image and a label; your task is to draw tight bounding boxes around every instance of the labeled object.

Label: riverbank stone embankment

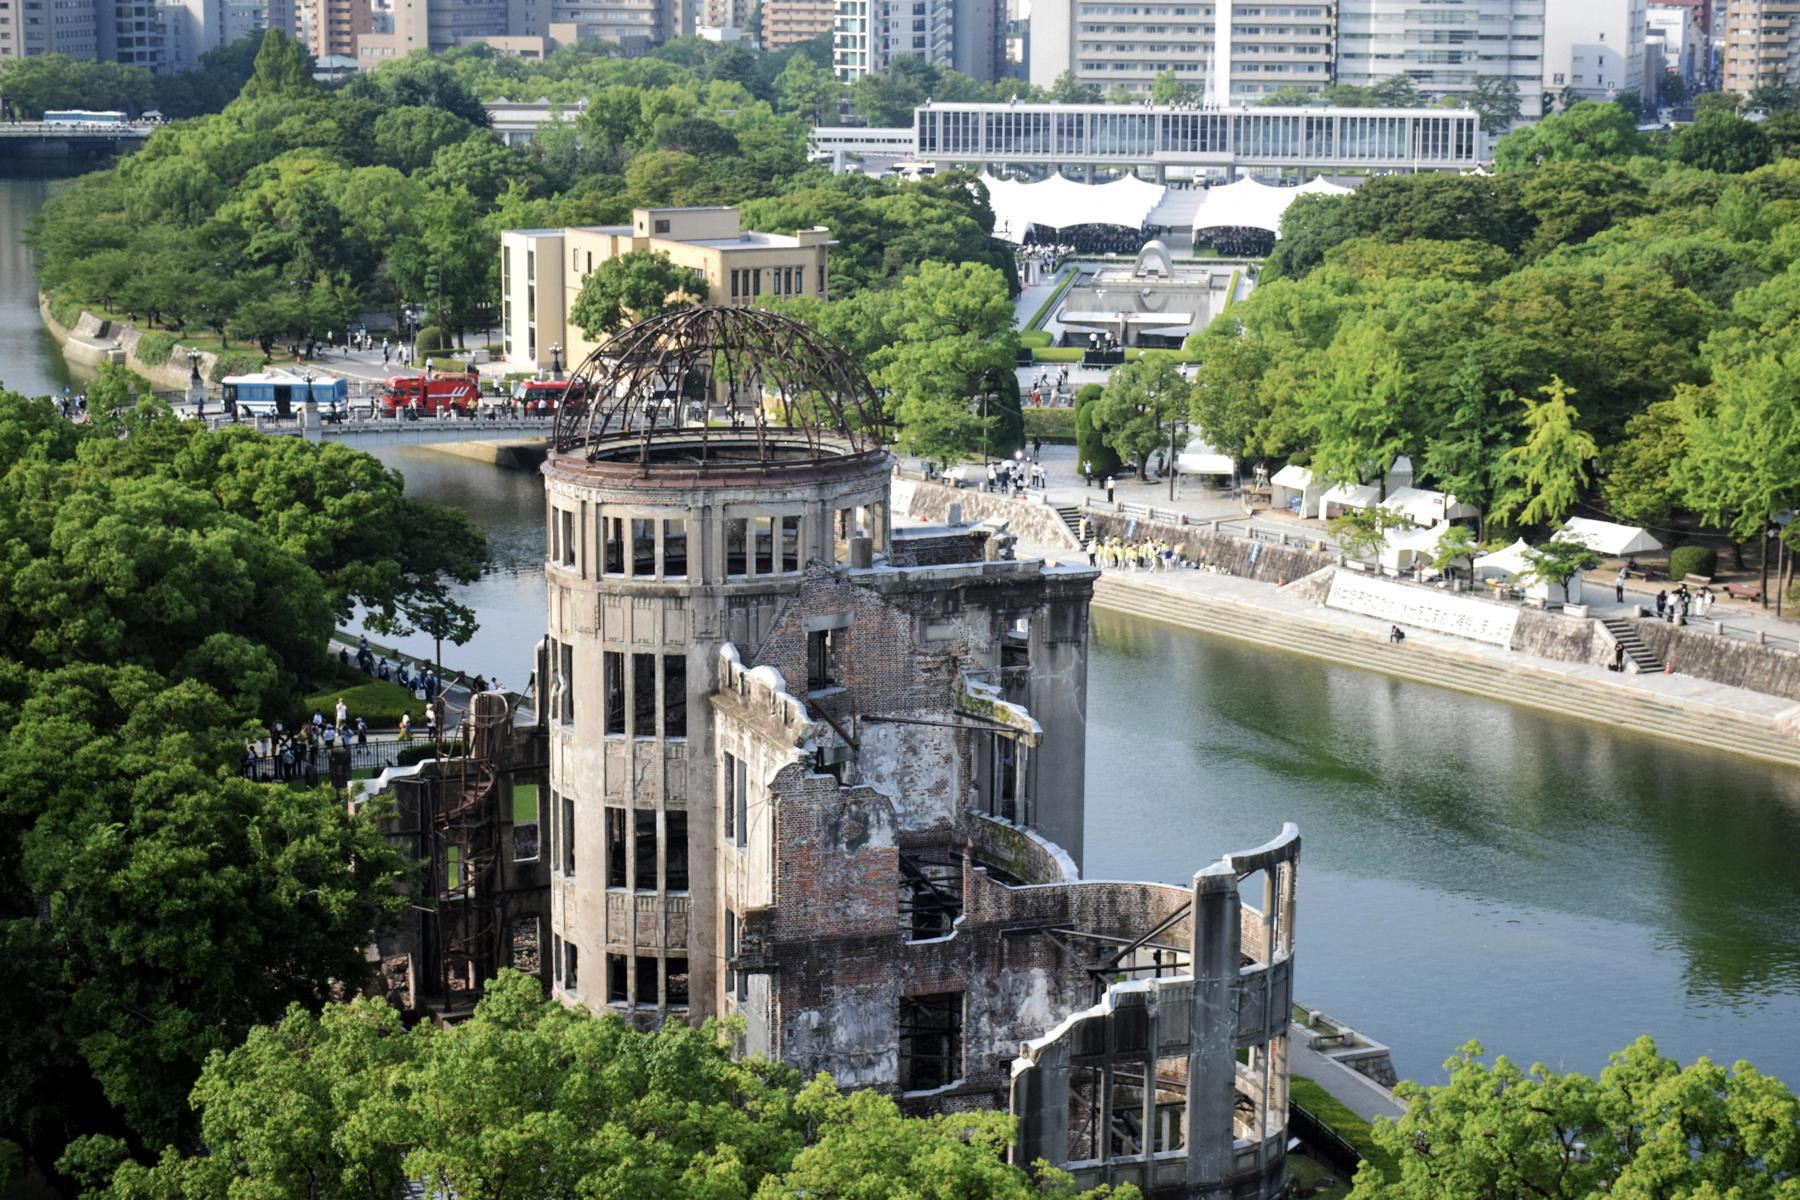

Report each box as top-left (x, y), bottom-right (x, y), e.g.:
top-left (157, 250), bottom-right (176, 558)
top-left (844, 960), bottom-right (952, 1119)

top-left (40, 296), bottom-right (223, 390)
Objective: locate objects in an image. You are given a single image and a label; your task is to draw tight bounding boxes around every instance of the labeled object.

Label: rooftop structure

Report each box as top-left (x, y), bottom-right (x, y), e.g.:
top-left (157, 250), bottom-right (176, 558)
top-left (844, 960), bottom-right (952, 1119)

top-left (811, 101), bottom-right (1482, 181)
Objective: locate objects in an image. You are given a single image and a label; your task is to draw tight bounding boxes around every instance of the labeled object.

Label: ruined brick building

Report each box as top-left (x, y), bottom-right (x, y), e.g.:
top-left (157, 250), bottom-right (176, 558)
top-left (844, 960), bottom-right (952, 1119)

top-left (495, 306), bottom-right (1295, 1198)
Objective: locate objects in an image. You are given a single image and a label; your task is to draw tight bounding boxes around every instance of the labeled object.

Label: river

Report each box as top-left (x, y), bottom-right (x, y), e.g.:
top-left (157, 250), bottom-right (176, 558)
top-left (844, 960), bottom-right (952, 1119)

top-left (5, 173), bottom-right (1800, 1090)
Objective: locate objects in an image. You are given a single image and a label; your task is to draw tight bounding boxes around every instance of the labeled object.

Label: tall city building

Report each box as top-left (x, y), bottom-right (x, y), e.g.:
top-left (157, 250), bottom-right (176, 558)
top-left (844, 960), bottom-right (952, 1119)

top-left (1722, 0), bottom-right (1800, 94)
top-left (0, 0), bottom-right (100, 60)
top-left (356, 0), bottom-right (679, 65)
top-left (98, 0), bottom-right (169, 68)
top-left (1335, 0), bottom-right (1545, 125)
top-left (1648, 2), bottom-right (1707, 91)
top-left (832, 0), bottom-right (1004, 82)
top-left (1543, 0), bottom-right (1648, 103)
top-left (761, 0), bottom-right (831, 49)
top-left (1028, 0), bottom-right (1335, 102)
top-left (306, 0), bottom-right (368, 57)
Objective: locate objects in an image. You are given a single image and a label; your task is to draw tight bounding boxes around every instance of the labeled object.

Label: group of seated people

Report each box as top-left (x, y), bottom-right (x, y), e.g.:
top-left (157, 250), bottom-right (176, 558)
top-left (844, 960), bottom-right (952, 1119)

top-left (1198, 225), bottom-right (1276, 258)
top-left (1024, 223), bottom-right (1151, 256)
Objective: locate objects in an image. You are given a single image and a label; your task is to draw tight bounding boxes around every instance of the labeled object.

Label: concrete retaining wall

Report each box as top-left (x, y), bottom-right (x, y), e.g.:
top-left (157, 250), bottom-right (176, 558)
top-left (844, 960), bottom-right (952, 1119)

top-left (1630, 618), bottom-right (1800, 701)
top-left (907, 479), bottom-right (1080, 550)
top-left (1084, 510), bottom-right (1338, 587)
top-left (40, 296), bottom-right (224, 390)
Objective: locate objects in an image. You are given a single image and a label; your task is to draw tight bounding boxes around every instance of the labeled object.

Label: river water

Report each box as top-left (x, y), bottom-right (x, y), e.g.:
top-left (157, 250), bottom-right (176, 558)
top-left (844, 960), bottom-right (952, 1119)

top-left (5, 174), bottom-right (1800, 1089)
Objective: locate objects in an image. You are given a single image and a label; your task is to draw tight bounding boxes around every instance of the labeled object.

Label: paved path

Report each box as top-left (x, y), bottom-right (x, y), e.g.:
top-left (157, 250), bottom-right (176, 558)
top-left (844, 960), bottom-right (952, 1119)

top-left (1291, 1036), bottom-right (1406, 1122)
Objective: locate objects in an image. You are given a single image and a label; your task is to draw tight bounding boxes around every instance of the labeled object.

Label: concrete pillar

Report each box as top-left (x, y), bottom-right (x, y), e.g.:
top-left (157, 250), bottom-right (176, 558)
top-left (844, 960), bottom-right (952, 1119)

top-left (1187, 862), bottom-right (1240, 1197)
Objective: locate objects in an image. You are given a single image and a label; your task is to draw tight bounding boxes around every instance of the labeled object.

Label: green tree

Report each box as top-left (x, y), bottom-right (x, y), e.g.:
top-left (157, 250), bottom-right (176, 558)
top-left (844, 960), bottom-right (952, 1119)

top-left (1351, 1038), bottom-right (1800, 1200)
top-left (1676, 350), bottom-right (1800, 605)
top-left (1049, 70), bottom-right (1102, 104)
top-left (1491, 376), bottom-right (1598, 529)
top-left (1297, 322), bottom-right (1410, 497)
top-left (1493, 101), bottom-right (1646, 170)
top-left (1150, 70), bottom-right (1195, 106)
top-left (239, 29), bottom-right (314, 100)
top-left (569, 250), bottom-right (708, 340)
top-left (1603, 397), bottom-right (1689, 529)
top-left (1469, 73), bottom-right (1522, 135)
top-left (1522, 537), bottom-right (1601, 603)
top-left (1672, 109), bottom-right (1773, 174)
top-left (774, 53), bottom-right (841, 124)
top-left (1328, 504), bottom-right (1409, 561)
top-left (874, 260), bottom-right (1019, 465)
top-left (1088, 354), bottom-right (1191, 481)
top-left (1419, 366), bottom-right (1513, 540)
top-left (1074, 383), bottom-right (1123, 482)
top-left (1430, 524), bottom-right (1482, 585)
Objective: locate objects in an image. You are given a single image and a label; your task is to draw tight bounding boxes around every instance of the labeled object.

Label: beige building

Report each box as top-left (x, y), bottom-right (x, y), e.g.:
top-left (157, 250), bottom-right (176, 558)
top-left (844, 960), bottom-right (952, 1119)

top-left (762, 0), bottom-right (831, 49)
top-left (500, 207), bottom-right (834, 374)
top-left (1723, 0), bottom-right (1800, 95)
top-left (307, 0), bottom-right (369, 57)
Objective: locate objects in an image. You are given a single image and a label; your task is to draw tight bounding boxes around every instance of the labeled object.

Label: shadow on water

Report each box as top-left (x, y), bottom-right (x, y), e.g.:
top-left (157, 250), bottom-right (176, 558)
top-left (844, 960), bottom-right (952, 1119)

top-left (1085, 608), bottom-right (1800, 1085)
top-left (0, 172), bottom-right (79, 401)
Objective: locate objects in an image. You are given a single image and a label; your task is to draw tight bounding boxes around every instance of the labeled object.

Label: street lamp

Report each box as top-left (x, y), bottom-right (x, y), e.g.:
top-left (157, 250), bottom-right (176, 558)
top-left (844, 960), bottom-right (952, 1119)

top-left (550, 342), bottom-right (563, 381)
top-left (186, 348), bottom-right (204, 420)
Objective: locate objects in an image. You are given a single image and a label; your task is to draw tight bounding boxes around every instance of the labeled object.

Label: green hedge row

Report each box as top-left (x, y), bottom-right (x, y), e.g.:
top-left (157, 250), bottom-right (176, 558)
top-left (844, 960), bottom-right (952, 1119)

top-left (1032, 347), bottom-right (1085, 363)
top-left (1018, 330), bottom-right (1054, 348)
top-left (209, 350), bottom-right (264, 383)
top-left (1024, 269), bottom-right (1078, 331)
top-left (134, 331), bottom-right (179, 367)
top-left (1669, 544), bottom-right (1719, 580)
top-left (1022, 408), bottom-right (1077, 443)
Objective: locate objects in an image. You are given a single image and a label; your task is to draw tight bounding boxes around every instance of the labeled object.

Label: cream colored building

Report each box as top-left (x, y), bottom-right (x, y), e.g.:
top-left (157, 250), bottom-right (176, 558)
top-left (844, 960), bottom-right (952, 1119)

top-left (1723, 0), bottom-right (1800, 95)
top-left (762, 0), bottom-right (832, 49)
top-left (500, 207), bottom-right (835, 374)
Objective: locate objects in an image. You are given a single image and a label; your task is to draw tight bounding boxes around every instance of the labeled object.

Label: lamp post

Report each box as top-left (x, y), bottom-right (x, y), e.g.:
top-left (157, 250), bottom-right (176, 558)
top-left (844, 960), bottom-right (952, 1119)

top-left (1168, 411), bottom-right (1182, 502)
top-left (551, 342), bottom-right (563, 381)
top-left (982, 390), bottom-right (995, 467)
top-left (186, 348), bottom-right (205, 420)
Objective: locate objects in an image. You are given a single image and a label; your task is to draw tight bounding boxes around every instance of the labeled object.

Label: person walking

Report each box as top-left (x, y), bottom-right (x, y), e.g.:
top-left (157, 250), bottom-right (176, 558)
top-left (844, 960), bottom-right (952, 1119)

top-left (1105, 476), bottom-right (1116, 504)
top-left (1655, 590), bottom-right (1667, 617)
top-left (425, 705), bottom-right (436, 739)
top-left (335, 696), bottom-right (348, 730)
top-left (1083, 459), bottom-right (1093, 488)
top-left (399, 712), bottom-right (412, 742)
top-left (1615, 566), bottom-right (1627, 604)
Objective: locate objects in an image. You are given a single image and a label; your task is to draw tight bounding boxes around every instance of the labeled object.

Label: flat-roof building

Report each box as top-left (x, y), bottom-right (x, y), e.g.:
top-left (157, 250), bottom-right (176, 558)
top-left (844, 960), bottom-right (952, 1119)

top-left (500, 207), bottom-right (834, 374)
top-left (1723, 0), bottom-right (1800, 95)
top-left (1336, 0), bottom-right (1545, 134)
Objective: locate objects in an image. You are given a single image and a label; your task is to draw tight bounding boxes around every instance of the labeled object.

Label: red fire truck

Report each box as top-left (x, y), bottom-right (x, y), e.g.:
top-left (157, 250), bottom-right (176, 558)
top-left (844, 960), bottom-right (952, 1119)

top-left (510, 378), bottom-right (590, 414)
top-left (379, 372), bottom-right (481, 416)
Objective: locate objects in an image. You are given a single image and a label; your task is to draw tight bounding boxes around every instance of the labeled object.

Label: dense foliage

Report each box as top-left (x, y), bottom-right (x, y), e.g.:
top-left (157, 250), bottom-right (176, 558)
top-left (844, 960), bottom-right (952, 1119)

top-left (1195, 104), bottom-right (1800, 593)
top-left (0, 392), bottom-right (484, 1182)
top-left (82, 970), bottom-right (1137, 1200)
top-left (0, 34), bottom-right (262, 120)
top-left (1350, 1038), bottom-right (1800, 1200)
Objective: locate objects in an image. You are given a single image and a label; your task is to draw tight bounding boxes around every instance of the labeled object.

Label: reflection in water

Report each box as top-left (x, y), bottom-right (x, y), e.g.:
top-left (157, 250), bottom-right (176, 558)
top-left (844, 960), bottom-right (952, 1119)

top-left (1085, 610), bottom-right (1800, 1085)
top-left (0, 172), bottom-right (77, 400)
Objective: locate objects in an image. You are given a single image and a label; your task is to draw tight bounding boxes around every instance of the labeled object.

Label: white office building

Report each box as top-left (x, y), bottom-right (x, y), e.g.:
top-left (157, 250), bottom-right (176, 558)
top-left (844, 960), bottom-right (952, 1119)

top-left (832, 0), bottom-right (1004, 82)
top-left (1336, 0), bottom-right (1545, 128)
top-left (1647, 3), bottom-right (1705, 91)
top-left (1544, 0), bottom-right (1648, 103)
top-left (1028, 0), bottom-right (1336, 102)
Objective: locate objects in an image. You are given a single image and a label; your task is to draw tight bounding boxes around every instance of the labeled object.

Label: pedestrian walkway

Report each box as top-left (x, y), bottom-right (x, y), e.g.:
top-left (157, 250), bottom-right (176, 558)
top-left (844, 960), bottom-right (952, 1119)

top-left (1291, 1038), bottom-right (1406, 1123)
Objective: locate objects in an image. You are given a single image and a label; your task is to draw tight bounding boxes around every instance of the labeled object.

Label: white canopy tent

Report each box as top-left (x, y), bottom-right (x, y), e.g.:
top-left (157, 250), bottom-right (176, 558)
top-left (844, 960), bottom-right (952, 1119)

top-left (1190, 176), bottom-right (1353, 239)
top-left (1473, 539), bottom-right (1533, 581)
top-left (1320, 481), bottom-right (1382, 519)
top-left (982, 173), bottom-right (1167, 243)
top-left (1553, 518), bottom-right (1663, 558)
top-left (1270, 464), bottom-right (1325, 518)
top-left (1379, 523), bottom-right (1446, 571)
top-left (1380, 486), bottom-right (1481, 528)
top-left (1177, 438), bottom-right (1236, 479)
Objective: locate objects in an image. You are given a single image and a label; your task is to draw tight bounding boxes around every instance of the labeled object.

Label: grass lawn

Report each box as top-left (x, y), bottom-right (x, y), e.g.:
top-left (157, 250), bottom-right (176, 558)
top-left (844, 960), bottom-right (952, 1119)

top-left (300, 678), bottom-right (423, 729)
top-left (1286, 1150), bottom-right (1350, 1197)
top-left (1290, 1074), bottom-right (1400, 1183)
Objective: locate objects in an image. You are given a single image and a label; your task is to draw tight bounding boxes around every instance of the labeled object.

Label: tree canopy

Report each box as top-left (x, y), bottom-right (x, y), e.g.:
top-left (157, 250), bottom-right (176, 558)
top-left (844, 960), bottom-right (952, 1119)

top-left (568, 249), bottom-right (708, 340)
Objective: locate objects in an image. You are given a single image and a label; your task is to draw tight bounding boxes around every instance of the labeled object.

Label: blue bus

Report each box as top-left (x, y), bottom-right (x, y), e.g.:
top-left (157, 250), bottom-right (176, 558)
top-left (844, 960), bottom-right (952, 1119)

top-left (221, 371), bottom-right (349, 419)
top-left (42, 110), bottom-right (128, 126)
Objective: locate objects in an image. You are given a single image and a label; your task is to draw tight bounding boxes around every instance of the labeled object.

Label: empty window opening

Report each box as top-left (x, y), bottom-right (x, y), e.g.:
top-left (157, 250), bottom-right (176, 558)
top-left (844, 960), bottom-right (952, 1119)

top-left (560, 794), bottom-right (575, 876)
top-left (557, 508), bottom-right (576, 567)
top-left (753, 515), bottom-right (775, 574)
top-left (634, 809), bottom-right (658, 892)
top-left (607, 952), bottom-right (627, 1002)
top-left (723, 752), bottom-right (738, 842)
top-left (725, 517), bottom-right (748, 577)
top-left (663, 517), bottom-right (688, 578)
top-left (806, 628), bottom-right (837, 692)
top-left (564, 942), bottom-right (579, 993)
top-left (1154, 1057), bottom-right (1189, 1153)
top-left (512, 783), bottom-right (539, 862)
top-left (631, 517), bottom-right (656, 576)
top-left (635, 955), bottom-right (659, 1005)
top-left (553, 932), bottom-right (564, 985)
top-left (605, 806), bottom-right (626, 888)
top-left (558, 641), bottom-right (574, 725)
top-left (666, 811), bottom-right (689, 891)
top-left (602, 515), bottom-right (625, 574)
top-left (781, 514), bottom-right (801, 572)
top-left (510, 917), bottom-right (540, 974)
top-left (898, 992), bottom-right (963, 1092)
top-left (604, 651), bottom-right (625, 735)
top-left (735, 757), bottom-right (748, 848)
top-left (666, 954), bottom-right (689, 1007)
top-left (1068, 1065), bottom-right (1101, 1161)
top-left (663, 654), bottom-right (687, 738)
top-left (899, 852), bottom-right (962, 941)
top-left (444, 844), bottom-right (463, 892)
top-left (632, 653), bottom-right (657, 736)
top-left (724, 907), bottom-right (737, 996)
top-left (989, 736), bottom-right (1019, 823)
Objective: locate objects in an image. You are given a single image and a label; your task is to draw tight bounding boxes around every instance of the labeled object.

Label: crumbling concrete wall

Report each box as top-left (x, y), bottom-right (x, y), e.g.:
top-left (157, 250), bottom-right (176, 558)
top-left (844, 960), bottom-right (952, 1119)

top-left (1629, 618), bottom-right (1800, 700)
top-left (907, 479), bottom-right (1082, 551)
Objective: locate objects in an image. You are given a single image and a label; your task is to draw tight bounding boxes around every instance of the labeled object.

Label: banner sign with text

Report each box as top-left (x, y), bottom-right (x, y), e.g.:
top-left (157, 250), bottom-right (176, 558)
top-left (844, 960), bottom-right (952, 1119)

top-left (1326, 570), bottom-right (1521, 648)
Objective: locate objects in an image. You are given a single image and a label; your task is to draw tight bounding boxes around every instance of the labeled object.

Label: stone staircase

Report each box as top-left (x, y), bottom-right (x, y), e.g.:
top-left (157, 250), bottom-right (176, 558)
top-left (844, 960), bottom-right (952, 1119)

top-left (1601, 617), bottom-right (1664, 675)
top-left (1054, 504), bottom-right (1085, 544)
top-left (1090, 575), bottom-right (1800, 768)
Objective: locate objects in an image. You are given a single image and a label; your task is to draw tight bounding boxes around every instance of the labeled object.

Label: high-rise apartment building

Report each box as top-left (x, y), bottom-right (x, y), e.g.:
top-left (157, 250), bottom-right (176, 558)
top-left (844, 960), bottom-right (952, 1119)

top-left (0, 0), bottom-right (101, 61)
top-left (1028, 0), bottom-right (1335, 102)
top-left (98, 0), bottom-right (169, 68)
top-left (833, 0), bottom-right (1004, 82)
top-left (1336, 0), bottom-right (1545, 125)
top-left (356, 0), bottom-right (678, 66)
top-left (1648, 2), bottom-right (1707, 91)
top-left (762, 0), bottom-right (831, 49)
top-left (1722, 0), bottom-right (1800, 94)
top-left (1544, 0), bottom-right (1647, 103)
top-left (306, 0), bottom-right (368, 56)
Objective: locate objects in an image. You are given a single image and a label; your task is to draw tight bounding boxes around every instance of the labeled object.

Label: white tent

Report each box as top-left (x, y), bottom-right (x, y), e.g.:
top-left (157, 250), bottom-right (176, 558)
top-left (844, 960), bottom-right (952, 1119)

top-left (1320, 481), bottom-right (1382, 519)
top-left (1270, 464), bottom-right (1325, 518)
top-left (1380, 486), bottom-right (1481, 528)
top-left (1473, 539), bottom-right (1533, 581)
top-left (1192, 177), bottom-right (1294, 236)
top-left (1296, 176), bottom-right (1354, 198)
top-left (1553, 518), bottom-right (1662, 557)
top-left (1379, 523), bottom-right (1446, 571)
top-left (982, 173), bottom-right (1167, 243)
top-left (1177, 440), bottom-right (1236, 478)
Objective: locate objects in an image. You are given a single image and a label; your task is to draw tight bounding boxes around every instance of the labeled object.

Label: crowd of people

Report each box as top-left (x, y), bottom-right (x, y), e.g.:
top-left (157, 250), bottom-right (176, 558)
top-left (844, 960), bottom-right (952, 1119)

top-left (1023, 223), bottom-right (1152, 256)
top-left (245, 705), bottom-right (369, 784)
top-left (344, 635), bottom-right (445, 702)
top-left (1015, 244), bottom-right (1061, 285)
top-left (1654, 582), bottom-right (1716, 623)
top-left (1084, 534), bottom-right (1208, 572)
top-left (1197, 225), bottom-right (1276, 258)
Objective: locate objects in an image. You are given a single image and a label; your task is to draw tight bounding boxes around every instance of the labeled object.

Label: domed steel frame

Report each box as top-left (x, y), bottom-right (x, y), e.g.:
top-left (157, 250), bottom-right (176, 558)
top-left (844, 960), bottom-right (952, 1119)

top-left (552, 305), bottom-right (887, 468)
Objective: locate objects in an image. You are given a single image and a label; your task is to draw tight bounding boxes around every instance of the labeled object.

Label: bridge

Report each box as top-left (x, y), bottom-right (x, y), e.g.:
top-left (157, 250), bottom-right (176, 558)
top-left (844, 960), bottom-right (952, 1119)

top-left (0, 121), bottom-right (153, 144)
top-left (200, 409), bottom-right (558, 458)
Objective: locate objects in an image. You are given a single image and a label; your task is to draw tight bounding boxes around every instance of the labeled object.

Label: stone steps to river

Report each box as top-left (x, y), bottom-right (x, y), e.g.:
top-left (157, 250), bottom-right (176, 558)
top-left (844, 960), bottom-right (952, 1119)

top-left (1054, 504), bottom-right (1084, 543)
top-left (1601, 616), bottom-right (1665, 674)
top-left (1091, 576), bottom-right (1800, 768)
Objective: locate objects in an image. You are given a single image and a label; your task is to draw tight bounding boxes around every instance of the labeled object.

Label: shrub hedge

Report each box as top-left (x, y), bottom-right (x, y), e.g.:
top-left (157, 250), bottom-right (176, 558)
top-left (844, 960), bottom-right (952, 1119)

top-left (1075, 383), bottom-right (1122, 480)
top-left (209, 350), bottom-right (264, 382)
top-left (414, 325), bottom-right (446, 354)
top-left (1022, 408), bottom-right (1077, 443)
top-left (1032, 347), bottom-right (1085, 363)
top-left (134, 332), bottom-right (179, 367)
top-left (1669, 544), bottom-right (1719, 581)
top-left (1018, 331), bottom-right (1054, 348)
